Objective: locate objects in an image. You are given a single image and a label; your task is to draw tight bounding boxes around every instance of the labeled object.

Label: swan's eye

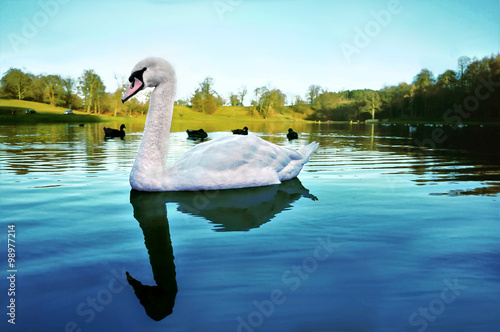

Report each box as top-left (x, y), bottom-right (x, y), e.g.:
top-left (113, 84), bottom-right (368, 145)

top-left (128, 67), bottom-right (147, 84)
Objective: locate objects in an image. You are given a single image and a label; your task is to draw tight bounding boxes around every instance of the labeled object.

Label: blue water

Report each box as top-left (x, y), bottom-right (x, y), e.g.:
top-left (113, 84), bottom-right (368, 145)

top-left (0, 122), bottom-right (499, 332)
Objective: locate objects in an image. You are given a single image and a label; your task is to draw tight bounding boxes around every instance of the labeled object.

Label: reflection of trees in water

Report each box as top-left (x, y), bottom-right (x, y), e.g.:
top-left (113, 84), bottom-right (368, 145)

top-left (321, 123), bottom-right (500, 196)
top-left (126, 178), bottom-right (317, 320)
top-left (2, 122), bottom-right (498, 195)
top-left (0, 123), bottom-right (130, 175)
top-left (404, 125), bottom-right (500, 195)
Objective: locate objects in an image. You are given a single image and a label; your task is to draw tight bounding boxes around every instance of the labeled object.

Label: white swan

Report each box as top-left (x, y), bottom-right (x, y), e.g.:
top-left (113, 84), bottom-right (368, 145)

top-left (122, 57), bottom-right (318, 191)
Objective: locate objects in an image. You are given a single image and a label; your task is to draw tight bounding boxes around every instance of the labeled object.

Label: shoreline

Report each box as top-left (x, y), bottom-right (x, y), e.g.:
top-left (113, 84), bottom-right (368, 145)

top-left (1, 100), bottom-right (499, 126)
top-left (0, 100), bottom-right (310, 125)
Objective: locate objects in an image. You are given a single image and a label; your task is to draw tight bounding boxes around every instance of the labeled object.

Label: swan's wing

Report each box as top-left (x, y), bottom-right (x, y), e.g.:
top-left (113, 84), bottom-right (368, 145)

top-left (172, 135), bottom-right (302, 169)
top-left (168, 135), bottom-right (304, 190)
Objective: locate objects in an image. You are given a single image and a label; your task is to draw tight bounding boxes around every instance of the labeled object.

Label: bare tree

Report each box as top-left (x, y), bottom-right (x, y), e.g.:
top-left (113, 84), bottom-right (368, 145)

top-left (307, 84), bottom-right (322, 106)
top-left (238, 86), bottom-right (247, 106)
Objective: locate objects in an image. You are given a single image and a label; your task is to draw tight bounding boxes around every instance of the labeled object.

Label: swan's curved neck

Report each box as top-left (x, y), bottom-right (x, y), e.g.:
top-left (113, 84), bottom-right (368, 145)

top-left (133, 81), bottom-right (175, 174)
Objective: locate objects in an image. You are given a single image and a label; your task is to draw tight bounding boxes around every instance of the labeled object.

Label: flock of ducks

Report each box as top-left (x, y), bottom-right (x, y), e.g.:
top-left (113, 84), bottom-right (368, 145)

top-left (104, 124), bottom-right (300, 141)
top-left (187, 126), bottom-right (299, 141)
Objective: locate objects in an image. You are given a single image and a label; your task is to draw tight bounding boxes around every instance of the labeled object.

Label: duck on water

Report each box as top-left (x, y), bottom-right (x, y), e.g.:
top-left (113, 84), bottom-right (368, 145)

top-left (104, 124), bottom-right (126, 139)
top-left (287, 128), bottom-right (298, 140)
top-left (186, 129), bottom-right (208, 140)
top-left (232, 126), bottom-right (248, 135)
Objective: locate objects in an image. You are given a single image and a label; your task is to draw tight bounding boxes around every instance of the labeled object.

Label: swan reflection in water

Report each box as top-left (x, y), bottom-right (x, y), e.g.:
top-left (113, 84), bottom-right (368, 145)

top-left (127, 178), bottom-right (317, 320)
top-left (126, 190), bottom-right (177, 321)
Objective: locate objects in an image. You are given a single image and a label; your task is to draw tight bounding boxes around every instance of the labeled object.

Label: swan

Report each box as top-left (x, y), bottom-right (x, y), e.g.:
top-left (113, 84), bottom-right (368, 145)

top-left (122, 57), bottom-right (318, 191)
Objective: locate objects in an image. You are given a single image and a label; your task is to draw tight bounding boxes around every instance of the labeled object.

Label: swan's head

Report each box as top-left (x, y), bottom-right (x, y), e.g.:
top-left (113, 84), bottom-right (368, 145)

top-left (122, 57), bottom-right (175, 103)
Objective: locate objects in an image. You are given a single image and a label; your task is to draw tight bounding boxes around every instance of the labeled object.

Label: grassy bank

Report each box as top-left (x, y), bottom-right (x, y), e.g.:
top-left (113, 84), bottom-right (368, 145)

top-left (0, 99), bottom-right (310, 125)
top-left (171, 105), bottom-right (309, 123)
top-left (0, 100), bottom-right (104, 124)
top-left (3, 100), bottom-right (497, 127)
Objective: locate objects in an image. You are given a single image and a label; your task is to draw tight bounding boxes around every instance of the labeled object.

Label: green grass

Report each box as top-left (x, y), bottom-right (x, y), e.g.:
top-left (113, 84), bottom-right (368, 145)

top-left (0, 100), bottom-right (104, 124)
top-left (171, 105), bottom-right (309, 123)
top-left (0, 99), bottom-right (311, 125)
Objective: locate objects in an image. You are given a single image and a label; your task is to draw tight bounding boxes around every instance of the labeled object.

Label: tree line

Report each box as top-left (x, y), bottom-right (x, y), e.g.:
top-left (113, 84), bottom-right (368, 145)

top-left (1, 53), bottom-right (499, 122)
top-left (177, 78), bottom-right (287, 119)
top-left (304, 54), bottom-right (500, 122)
top-left (175, 53), bottom-right (500, 122)
top-left (0, 68), bottom-right (148, 116)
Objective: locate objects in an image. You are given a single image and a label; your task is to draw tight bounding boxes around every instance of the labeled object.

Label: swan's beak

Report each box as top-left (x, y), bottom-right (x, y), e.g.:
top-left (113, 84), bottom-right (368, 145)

top-left (122, 77), bottom-right (144, 103)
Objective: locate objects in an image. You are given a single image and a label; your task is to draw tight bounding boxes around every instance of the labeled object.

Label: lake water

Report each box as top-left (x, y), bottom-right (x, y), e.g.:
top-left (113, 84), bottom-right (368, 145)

top-left (0, 121), bottom-right (499, 332)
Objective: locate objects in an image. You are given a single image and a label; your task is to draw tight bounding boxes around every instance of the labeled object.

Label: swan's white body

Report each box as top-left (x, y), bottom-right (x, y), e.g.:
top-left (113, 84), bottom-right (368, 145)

top-left (123, 57), bottom-right (318, 192)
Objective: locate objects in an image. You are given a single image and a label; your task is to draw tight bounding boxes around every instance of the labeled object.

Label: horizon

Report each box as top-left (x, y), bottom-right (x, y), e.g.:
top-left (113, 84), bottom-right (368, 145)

top-left (1, 0), bottom-right (499, 105)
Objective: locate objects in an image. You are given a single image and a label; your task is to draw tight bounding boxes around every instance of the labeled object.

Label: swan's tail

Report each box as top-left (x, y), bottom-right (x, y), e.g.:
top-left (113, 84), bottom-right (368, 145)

top-left (299, 141), bottom-right (319, 159)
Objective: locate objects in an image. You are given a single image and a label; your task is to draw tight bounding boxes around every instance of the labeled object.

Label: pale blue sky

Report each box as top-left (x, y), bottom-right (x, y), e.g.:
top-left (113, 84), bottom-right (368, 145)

top-left (0, 0), bottom-right (498, 104)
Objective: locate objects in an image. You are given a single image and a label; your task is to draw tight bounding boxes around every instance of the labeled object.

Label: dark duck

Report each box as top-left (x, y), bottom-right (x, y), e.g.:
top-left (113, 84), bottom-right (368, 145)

top-left (287, 128), bottom-right (298, 140)
top-left (232, 126), bottom-right (248, 135)
top-left (104, 124), bottom-right (126, 139)
top-left (186, 129), bottom-right (208, 139)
